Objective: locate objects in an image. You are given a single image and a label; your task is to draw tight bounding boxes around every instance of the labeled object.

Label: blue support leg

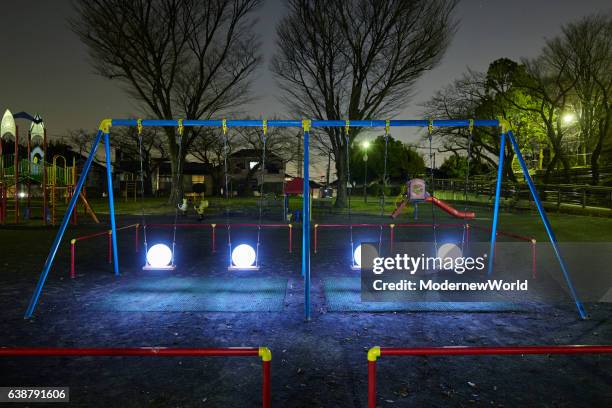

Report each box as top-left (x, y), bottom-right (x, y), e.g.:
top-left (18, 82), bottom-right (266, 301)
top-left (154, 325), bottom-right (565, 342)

top-left (303, 128), bottom-right (311, 320)
top-left (507, 130), bottom-right (587, 319)
top-left (24, 130), bottom-right (104, 318)
top-left (104, 133), bottom-right (120, 276)
top-left (487, 132), bottom-right (506, 276)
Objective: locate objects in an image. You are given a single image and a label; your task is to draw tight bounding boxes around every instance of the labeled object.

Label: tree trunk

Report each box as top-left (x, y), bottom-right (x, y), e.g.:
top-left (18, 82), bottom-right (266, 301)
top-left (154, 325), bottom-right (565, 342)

top-left (334, 143), bottom-right (348, 208)
top-left (543, 153), bottom-right (559, 184)
top-left (165, 127), bottom-right (184, 204)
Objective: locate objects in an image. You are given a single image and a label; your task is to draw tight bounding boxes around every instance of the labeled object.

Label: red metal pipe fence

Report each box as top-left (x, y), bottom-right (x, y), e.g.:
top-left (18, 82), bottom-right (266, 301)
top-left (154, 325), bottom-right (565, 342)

top-left (69, 224), bottom-right (139, 279)
top-left (0, 346), bottom-right (272, 408)
top-left (69, 223), bottom-right (293, 277)
top-left (146, 223), bottom-right (293, 254)
top-left (367, 345), bottom-right (612, 408)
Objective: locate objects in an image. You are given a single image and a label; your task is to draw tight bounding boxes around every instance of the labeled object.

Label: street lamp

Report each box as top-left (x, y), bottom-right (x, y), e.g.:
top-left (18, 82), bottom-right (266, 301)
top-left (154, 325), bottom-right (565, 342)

top-left (562, 112), bottom-right (576, 125)
top-left (362, 140), bottom-right (370, 203)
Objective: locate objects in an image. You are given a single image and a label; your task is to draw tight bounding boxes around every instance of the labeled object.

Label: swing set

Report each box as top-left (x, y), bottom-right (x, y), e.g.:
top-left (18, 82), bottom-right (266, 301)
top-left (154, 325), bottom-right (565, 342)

top-left (24, 118), bottom-right (588, 321)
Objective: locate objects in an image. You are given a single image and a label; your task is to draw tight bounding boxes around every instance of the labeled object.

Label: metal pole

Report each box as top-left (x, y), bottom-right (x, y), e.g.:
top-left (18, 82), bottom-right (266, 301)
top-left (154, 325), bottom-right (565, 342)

top-left (24, 130), bottom-right (104, 318)
top-left (302, 121), bottom-right (311, 320)
top-left (104, 133), bottom-right (120, 276)
top-left (487, 132), bottom-right (506, 276)
top-left (363, 155), bottom-right (368, 203)
top-left (507, 130), bottom-right (587, 319)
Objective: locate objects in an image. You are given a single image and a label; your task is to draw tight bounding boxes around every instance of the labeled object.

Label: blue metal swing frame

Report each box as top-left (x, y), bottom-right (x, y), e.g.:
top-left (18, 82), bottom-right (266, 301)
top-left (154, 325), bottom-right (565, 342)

top-left (24, 119), bottom-right (588, 320)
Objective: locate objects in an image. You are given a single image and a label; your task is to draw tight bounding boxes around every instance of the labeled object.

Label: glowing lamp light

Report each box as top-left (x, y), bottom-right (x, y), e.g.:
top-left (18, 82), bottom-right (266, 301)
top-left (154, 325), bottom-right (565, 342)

top-left (146, 244), bottom-right (173, 268)
top-left (562, 112), bottom-right (576, 125)
top-left (231, 244), bottom-right (256, 268)
top-left (18, 192), bottom-right (27, 198)
top-left (353, 243), bottom-right (378, 269)
top-left (437, 243), bottom-right (462, 260)
top-left (353, 244), bottom-right (363, 267)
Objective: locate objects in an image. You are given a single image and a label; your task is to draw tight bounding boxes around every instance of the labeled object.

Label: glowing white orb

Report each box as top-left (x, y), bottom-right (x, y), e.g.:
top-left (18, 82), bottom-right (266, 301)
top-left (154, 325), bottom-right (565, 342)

top-left (18, 192), bottom-right (26, 198)
top-left (146, 244), bottom-right (173, 267)
top-left (437, 243), bottom-right (462, 260)
top-left (232, 244), bottom-right (256, 268)
top-left (354, 244), bottom-right (362, 267)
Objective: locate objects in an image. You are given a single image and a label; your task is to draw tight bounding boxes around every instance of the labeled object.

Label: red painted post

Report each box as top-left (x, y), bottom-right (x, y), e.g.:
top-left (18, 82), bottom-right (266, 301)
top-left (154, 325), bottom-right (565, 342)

top-left (531, 239), bottom-right (537, 279)
top-left (108, 230), bottom-right (112, 264)
top-left (288, 224), bottom-right (293, 253)
top-left (368, 360), bottom-right (377, 408)
top-left (314, 224), bottom-right (318, 254)
top-left (211, 224), bottom-right (216, 253)
top-left (262, 360), bottom-right (271, 408)
top-left (70, 239), bottom-right (76, 279)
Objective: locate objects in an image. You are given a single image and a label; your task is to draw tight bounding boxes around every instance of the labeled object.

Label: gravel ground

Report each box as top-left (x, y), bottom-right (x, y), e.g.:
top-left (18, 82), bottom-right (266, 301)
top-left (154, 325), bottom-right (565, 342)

top-left (0, 211), bottom-right (610, 407)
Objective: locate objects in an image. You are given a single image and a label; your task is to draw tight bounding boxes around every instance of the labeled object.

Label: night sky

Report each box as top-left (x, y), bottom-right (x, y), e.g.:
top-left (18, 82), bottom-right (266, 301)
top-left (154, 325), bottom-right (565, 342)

top-left (2, 0), bottom-right (611, 170)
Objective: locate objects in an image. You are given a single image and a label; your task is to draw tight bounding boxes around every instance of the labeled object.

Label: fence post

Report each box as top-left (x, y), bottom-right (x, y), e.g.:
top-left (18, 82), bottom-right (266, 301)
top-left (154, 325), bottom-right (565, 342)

top-left (70, 239), bottom-right (76, 279)
top-left (314, 224), bottom-right (318, 254)
top-left (108, 230), bottom-right (112, 264)
top-left (135, 224), bottom-right (139, 253)
top-left (367, 347), bottom-right (380, 408)
top-left (211, 224), bottom-right (216, 253)
top-left (389, 224), bottom-right (395, 252)
top-left (288, 224), bottom-right (293, 253)
top-left (531, 239), bottom-right (537, 279)
top-left (259, 347), bottom-right (272, 408)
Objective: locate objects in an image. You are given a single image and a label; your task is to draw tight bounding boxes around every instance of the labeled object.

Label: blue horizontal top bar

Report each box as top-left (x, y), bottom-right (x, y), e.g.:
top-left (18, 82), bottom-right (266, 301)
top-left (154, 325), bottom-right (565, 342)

top-left (111, 119), bottom-right (499, 128)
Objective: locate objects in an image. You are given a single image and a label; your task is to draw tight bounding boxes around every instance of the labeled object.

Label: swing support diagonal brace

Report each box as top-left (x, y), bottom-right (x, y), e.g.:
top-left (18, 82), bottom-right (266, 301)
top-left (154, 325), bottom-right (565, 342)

top-left (506, 130), bottom-right (587, 319)
top-left (104, 133), bottom-right (120, 276)
top-left (487, 131), bottom-right (506, 276)
top-left (24, 130), bottom-right (105, 318)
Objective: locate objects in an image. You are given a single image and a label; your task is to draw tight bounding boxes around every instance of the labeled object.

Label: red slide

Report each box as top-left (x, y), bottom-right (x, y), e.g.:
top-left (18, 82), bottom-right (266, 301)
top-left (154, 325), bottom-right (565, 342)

top-left (425, 196), bottom-right (475, 219)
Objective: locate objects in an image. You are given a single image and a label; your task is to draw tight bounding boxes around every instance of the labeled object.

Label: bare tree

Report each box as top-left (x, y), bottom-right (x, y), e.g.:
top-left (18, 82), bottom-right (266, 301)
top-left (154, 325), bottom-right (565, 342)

top-left (110, 126), bottom-right (168, 196)
top-left (271, 0), bottom-right (457, 207)
top-left (544, 14), bottom-right (612, 184)
top-left (71, 0), bottom-right (262, 201)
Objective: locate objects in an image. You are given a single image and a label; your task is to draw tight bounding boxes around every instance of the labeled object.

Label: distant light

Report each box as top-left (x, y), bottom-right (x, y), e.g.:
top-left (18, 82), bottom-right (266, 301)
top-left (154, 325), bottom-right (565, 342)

top-left (437, 243), bottom-right (462, 261)
top-left (18, 192), bottom-right (26, 198)
top-left (232, 244), bottom-right (256, 268)
top-left (562, 112), bottom-right (576, 125)
top-left (146, 244), bottom-right (173, 267)
top-left (362, 140), bottom-right (371, 150)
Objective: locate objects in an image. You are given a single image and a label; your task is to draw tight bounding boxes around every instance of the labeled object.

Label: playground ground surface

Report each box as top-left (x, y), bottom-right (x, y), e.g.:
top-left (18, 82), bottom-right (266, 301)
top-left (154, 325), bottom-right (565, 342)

top-left (0, 203), bottom-right (611, 407)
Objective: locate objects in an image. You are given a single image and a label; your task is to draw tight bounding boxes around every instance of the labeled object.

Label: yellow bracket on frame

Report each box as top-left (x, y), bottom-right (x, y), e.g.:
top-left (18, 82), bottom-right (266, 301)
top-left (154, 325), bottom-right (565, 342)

top-left (428, 119), bottom-right (434, 135)
top-left (345, 120), bottom-right (350, 135)
top-left (222, 118), bottom-right (228, 135)
top-left (385, 119), bottom-right (390, 135)
top-left (468, 119), bottom-right (474, 134)
top-left (497, 117), bottom-right (511, 134)
top-left (137, 119), bottom-right (143, 135)
top-left (98, 119), bottom-right (112, 134)
top-left (262, 119), bottom-right (268, 136)
top-left (302, 119), bottom-right (311, 132)
top-left (177, 119), bottom-right (184, 136)
top-left (258, 347), bottom-right (272, 362)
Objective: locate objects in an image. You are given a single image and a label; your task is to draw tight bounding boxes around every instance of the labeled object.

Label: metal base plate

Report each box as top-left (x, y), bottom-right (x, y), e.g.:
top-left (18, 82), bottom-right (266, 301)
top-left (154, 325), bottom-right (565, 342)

top-left (228, 265), bottom-right (260, 271)
top-left (143, 264), bottom-right (176, 271)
